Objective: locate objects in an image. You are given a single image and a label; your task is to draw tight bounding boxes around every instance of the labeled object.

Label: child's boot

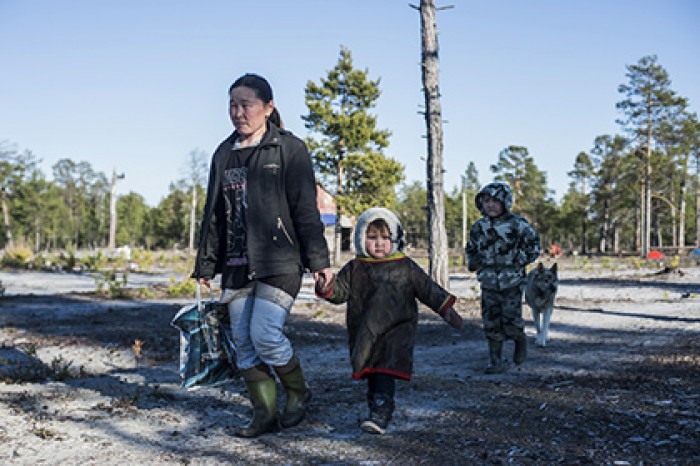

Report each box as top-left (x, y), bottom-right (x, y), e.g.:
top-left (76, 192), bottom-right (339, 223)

top-left (360, 393), bottom-right (394, 435)
top-left (485, 339), bottom-right (505, 374)
top-left (513, 332), bottom-right (528, 365)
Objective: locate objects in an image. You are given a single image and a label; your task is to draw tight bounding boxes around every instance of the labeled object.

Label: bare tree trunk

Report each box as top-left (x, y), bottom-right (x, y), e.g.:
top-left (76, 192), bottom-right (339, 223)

top-left (696, 155), bottom-right (700, 247)
top-left (678, 155), bottom-right (689, 248)
top-left (188, 184), bottom-right (197, 253)
top-left (643, 103), bottom-right (653, 257)
top-left (413, 0), bottom-right (451, 287)
top-left (334, 157), bottom-right (345, 266)
top-left (108, 170), bottom-right (124, 250)
top-left (637, 184), bottom-right (643, 253)
top-left (1, 187), bottom-right (13, 248)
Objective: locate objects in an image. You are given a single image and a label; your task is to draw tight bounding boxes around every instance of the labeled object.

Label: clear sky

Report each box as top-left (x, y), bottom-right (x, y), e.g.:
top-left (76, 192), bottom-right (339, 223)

top-left (1, 1), bottom-right (699, 206)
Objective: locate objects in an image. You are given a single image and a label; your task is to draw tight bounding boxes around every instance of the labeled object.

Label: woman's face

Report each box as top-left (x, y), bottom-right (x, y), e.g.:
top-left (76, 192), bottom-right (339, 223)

top-left (229, 86), bottom-right (273, 140)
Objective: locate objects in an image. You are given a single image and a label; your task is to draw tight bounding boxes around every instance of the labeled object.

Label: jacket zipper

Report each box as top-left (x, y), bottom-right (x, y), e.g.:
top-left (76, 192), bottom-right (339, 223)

top-left (277, 217), bottom-right (295, 245)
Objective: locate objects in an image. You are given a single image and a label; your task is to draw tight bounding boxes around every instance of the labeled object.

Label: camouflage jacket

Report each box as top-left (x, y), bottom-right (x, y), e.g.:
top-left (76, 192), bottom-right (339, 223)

top-left (465, 212), bottom-right (540, 290)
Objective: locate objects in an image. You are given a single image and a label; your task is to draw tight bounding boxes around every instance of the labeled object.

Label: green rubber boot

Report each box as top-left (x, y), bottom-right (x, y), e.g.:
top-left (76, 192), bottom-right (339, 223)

top-left (275, 355), bottom-right (312, 428)
top-left (235, 367), bottom-right (278, 438)
top-left (484, 339), bottom-right (505, 374)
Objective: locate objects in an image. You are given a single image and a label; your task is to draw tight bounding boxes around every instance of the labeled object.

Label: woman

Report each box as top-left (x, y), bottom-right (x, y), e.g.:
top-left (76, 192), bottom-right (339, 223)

top-left (193, 73), bottom-right (333, 437)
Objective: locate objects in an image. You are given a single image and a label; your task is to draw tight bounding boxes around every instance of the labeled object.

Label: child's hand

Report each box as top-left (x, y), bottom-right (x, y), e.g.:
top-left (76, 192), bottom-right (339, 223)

top-left (440, 307), bottom-right (464, 330)
top-left (314, 270), bottom-right (334, 297)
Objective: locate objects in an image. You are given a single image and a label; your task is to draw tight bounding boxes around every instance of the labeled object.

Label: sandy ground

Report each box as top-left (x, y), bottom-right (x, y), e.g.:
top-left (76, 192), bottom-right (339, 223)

top-left (0, 259), bottom-right (699, 465)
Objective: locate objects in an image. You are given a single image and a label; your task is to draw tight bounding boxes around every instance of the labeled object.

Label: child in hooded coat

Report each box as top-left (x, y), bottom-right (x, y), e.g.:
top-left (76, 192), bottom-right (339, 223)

top-left (315, 207), bottom-right (463, 434)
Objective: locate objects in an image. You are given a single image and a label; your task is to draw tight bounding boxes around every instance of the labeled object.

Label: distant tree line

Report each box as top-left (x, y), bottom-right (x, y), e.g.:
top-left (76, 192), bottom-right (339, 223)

top-left (2, 54), bottom-right (698, 257)
top-left (0, 146), bottom-right (208, 253)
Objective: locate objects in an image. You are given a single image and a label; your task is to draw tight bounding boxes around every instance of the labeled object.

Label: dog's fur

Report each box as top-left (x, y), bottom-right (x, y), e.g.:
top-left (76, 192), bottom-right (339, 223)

top-left (524, 262), bottom-right (558, 347)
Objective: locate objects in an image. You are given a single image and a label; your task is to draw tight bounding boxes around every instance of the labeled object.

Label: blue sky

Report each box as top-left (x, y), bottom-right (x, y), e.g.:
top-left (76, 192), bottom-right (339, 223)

top-left (1, 1), bottom-right (699, 206)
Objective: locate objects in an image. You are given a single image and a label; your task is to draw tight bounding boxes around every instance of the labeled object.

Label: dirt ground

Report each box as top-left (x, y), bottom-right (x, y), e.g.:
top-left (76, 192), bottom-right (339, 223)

top-left (0, 259), bottom-right (699, 465)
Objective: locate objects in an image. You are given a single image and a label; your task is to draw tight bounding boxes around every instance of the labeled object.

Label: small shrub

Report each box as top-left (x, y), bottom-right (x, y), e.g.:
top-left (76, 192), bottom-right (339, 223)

top-left (167, 277), bottom-right (197, 298)
top-left (1, 243), bottom-right (33, 268)
top-left (94, 269), bottom-right (130, 298)
top-left (49, 355), bottom-right (73, 381)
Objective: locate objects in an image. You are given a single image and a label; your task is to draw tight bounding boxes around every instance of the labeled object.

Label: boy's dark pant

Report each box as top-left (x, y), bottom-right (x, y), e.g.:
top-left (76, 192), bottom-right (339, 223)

top-left (480, 286), bottom-right (524, 341)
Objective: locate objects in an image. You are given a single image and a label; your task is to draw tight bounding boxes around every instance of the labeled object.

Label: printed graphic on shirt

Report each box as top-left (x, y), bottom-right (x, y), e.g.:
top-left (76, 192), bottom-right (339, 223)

top-left (223, 167), bottom-right (248, 266)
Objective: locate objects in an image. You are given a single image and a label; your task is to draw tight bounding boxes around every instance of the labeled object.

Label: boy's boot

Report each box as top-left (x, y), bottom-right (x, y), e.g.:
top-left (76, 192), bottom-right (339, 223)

top-left (274, 354), bottom-right (312, 428)
top-left (235, 365), bottom-right (279, 438)
top-left (513, 332), bottom-right (528, 365)
top-left (360, 393), bottom-right (394, 435)
top-left (485, 339), bottom-right (505, 374)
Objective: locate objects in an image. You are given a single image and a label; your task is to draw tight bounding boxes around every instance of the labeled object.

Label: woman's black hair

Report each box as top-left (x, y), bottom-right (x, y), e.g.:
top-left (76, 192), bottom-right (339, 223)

top-left (229, 73), bottom-right (282, 127)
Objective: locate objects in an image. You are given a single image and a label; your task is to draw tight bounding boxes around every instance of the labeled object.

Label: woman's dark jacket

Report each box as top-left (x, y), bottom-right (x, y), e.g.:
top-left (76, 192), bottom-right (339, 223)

top-left (193, 123), bottom-right (330, 282)
top-left (319, 253), bottom-right (456, 381)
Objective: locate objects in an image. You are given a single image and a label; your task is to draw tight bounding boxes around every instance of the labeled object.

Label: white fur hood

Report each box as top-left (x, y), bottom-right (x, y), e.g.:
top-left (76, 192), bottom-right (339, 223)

top-left (353, 207), bottom-right (406, 258)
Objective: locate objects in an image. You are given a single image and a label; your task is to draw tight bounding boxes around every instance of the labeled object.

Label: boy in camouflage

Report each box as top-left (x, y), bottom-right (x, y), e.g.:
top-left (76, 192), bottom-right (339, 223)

top-left (465, 182), bottom-right (540, 373)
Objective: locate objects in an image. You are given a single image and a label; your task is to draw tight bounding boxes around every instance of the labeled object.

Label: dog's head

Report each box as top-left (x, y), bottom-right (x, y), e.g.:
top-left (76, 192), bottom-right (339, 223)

top-left (532, 262), bottom-right (559, 293)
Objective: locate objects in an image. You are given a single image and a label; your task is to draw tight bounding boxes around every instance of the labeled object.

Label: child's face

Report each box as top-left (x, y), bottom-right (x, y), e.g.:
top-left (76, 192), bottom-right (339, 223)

top-left (365, 224), bottom-right (392, 259)
top-left (481, 194), bottom-right (504, 218)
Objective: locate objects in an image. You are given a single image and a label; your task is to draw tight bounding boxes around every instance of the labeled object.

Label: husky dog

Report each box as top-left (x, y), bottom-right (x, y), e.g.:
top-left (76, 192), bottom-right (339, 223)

top-left (524, 262), bottom-right (558, 347)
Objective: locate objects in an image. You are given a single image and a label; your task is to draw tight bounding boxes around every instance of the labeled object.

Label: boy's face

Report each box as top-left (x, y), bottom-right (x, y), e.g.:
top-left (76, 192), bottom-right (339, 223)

top-left (365, 224), bottom-right (392, 259)
top-left (481, 194), bottom-right (504, 218)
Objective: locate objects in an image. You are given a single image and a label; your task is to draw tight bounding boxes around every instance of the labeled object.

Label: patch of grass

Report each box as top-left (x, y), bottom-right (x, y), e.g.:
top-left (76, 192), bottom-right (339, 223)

top-left (32, 425), bottom-right (62, 440)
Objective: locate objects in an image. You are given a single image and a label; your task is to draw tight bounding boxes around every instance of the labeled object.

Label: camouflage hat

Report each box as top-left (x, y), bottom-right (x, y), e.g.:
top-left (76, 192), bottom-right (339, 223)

top-left (476, 181), bottom-right (513, 214)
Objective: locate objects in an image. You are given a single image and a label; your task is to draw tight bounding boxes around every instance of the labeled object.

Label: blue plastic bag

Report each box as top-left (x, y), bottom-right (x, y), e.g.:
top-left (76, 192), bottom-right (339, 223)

top-left (171, 287), bottom-right (238, 389)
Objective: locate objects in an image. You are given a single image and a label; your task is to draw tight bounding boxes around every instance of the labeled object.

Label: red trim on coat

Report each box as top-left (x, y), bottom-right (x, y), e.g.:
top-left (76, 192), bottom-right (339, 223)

top-left (316, 280), bottom-right (335, 299)
top-left (437, 294), bottom-right (457, 317)
top-left (352, 368), bottom-right (411, 381)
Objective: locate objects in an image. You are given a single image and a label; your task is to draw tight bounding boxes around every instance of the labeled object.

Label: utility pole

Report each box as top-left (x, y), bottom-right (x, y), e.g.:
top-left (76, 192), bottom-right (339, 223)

top-left (410, 0), bottom-right (453, 287)
top-left (108, 170), bottom-right (125, 250)
top-left (334, 141), bottom-right (346, 266)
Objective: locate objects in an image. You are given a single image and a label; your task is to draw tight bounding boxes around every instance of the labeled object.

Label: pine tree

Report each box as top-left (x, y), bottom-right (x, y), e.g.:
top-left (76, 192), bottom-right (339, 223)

top-left (303, 46), bottom-right (402, 263)
top-left (616, 55), bottom-right (686, 255)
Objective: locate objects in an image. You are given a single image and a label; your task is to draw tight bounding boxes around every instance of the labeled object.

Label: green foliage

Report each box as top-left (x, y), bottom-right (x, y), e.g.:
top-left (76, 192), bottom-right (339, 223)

top-left (303, 46), bottom-right (402, 218)
top-left (166, 277), bottom-right (197, 298)
top-left (1, 242), bottom-right (33, 267)
top-left (94, 269), bottom-right (130, 298)
top-left (116, 192), bottom-right (151, 247)
top-left (397, 181), bottom-right (428, 248)
top-left (338, 152), bottom-right (404, 216)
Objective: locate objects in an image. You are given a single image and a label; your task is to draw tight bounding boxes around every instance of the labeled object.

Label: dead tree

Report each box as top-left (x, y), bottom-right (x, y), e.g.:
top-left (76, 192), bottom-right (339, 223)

top-left (411, 0), bottom-right (452, 287)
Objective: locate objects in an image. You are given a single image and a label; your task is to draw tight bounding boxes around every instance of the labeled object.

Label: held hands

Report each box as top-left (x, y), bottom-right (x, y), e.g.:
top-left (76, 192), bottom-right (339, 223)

top-left (440, 307), bottom-right (464, 330)
top-left (314, 269), bottom-right (335, 297)
top-left (199, 278), bottom-right (211, 288)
